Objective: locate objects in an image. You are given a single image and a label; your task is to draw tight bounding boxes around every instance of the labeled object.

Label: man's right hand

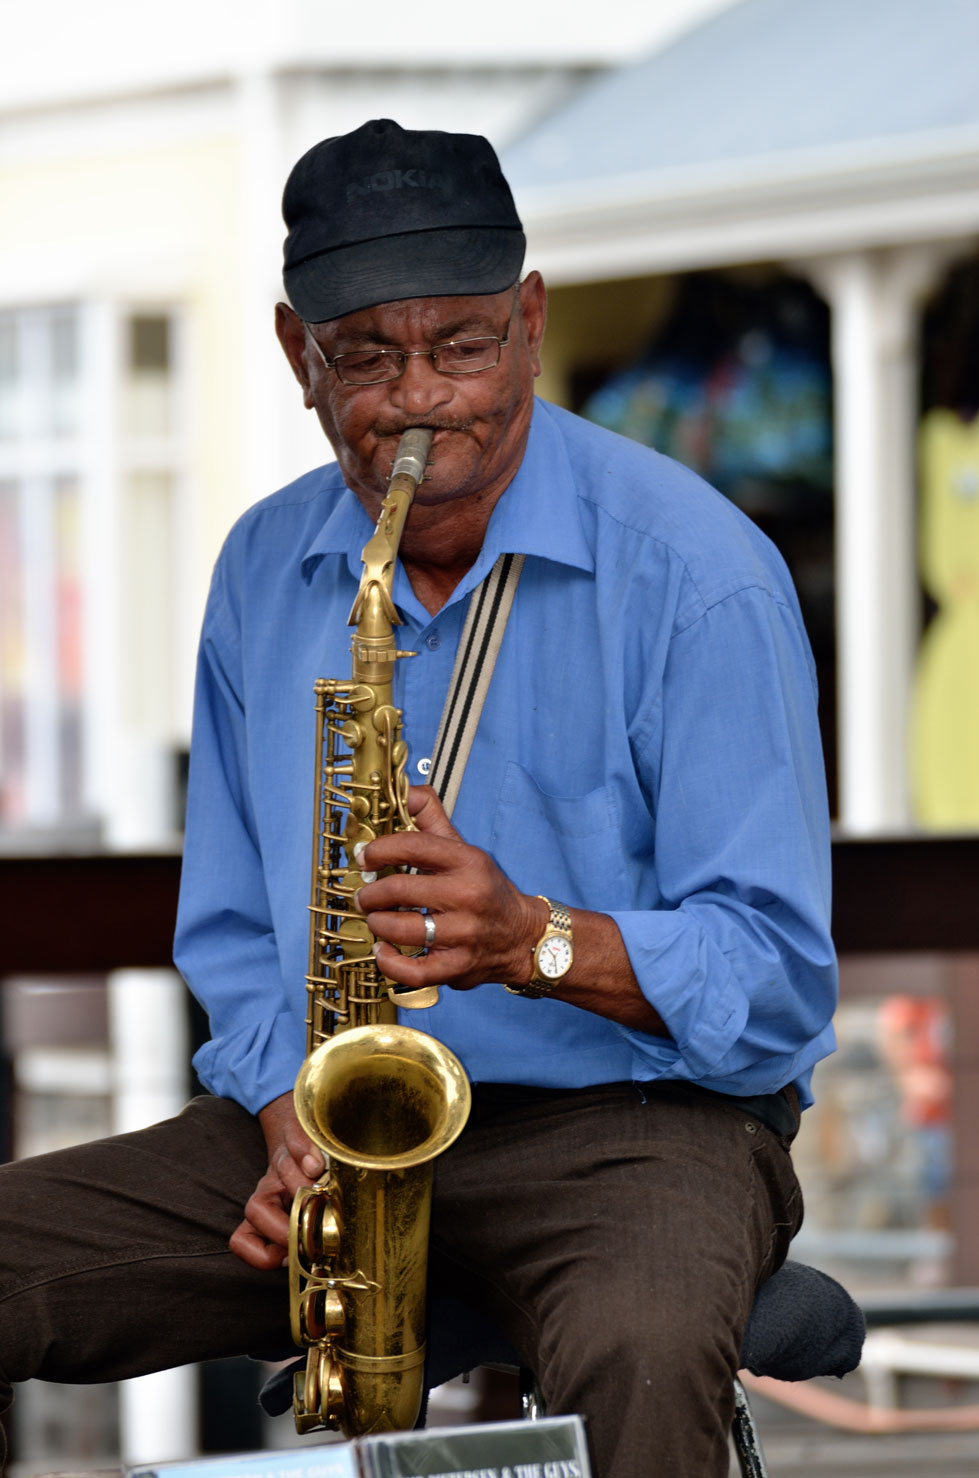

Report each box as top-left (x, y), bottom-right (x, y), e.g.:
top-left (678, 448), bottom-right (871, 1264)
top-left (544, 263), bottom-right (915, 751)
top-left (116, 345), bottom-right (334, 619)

top-left (229, 1091), bottom-right (325, 1270)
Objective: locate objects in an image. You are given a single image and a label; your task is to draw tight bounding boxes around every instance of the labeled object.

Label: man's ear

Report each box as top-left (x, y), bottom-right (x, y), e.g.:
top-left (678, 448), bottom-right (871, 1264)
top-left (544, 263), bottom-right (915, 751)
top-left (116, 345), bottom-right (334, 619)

top-left (519, 271), bottom-right (547, 379)
top-left (275, 302), bottom-right (316, 409)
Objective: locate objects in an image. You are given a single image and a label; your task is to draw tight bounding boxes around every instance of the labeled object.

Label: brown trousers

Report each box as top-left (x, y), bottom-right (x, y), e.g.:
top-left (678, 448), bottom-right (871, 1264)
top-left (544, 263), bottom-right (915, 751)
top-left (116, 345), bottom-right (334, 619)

top-left (0, 1082), bottom-right (802, 1477)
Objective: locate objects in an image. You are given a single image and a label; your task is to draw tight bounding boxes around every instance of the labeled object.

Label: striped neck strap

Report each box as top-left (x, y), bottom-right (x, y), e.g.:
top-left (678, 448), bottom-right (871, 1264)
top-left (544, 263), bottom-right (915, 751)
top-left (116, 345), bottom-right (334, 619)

top-left (427, 552), bottom-right (524, 818)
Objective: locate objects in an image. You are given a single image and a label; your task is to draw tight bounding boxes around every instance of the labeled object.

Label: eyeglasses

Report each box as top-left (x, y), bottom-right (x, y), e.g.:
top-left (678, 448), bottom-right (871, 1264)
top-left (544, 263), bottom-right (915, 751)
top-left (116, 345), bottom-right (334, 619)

top-left (308, 287), bottom-right (520, 386)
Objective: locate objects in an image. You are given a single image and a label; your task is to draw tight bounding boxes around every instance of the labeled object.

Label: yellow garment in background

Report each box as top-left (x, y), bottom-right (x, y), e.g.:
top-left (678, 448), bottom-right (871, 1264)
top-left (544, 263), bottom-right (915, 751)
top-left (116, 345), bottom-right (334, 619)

top-left (911, 409), bottom-right (979, 827)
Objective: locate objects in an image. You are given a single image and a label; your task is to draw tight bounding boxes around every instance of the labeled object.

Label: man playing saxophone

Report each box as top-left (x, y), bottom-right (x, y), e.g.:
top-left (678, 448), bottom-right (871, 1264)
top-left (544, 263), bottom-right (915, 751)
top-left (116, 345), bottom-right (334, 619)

top-left (0, 119), bottom-right (836, 1478)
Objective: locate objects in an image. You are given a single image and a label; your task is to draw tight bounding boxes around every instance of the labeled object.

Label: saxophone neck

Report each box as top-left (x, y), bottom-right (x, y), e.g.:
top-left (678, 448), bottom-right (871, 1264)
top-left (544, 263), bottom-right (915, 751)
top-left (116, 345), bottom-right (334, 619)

top-left (347, 428), bottom-right (433, 683)
top-left (347, 428), bottom-right (434, 632)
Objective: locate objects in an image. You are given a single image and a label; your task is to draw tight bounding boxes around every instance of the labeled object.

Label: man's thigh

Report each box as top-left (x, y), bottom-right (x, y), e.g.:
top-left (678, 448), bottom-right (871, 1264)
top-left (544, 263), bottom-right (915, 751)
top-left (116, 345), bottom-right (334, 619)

top-left (428, 1082), bottom-right (802, 1476)
top-left (0, 1094), bottom-right (289, 1386)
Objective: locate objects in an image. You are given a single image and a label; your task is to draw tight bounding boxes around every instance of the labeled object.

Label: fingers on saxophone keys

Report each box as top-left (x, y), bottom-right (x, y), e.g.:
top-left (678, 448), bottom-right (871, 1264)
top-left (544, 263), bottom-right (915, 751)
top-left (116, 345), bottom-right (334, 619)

top-left (361, 830), bottom-right (460, 873)
top-left (367, 906), bottom-right (442, 950)
top-left (355, 869), bottom-right (425, 915)
top-left (352, 839), bottom-right (377, 884)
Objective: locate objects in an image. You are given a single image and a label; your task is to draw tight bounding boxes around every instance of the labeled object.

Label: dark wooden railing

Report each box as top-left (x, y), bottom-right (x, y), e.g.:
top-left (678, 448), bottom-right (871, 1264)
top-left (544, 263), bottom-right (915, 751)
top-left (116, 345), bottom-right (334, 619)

top-left (2, 838), bottom-right (979, 1278)
top-left (3, 837), bottom-right (978, 973)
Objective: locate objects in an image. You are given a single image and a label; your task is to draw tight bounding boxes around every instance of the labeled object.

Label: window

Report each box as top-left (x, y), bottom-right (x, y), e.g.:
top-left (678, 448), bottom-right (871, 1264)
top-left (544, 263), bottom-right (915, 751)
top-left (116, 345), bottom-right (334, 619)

top-left (0, 304), bottom-right (183, 844)
top-left (0, 307), bottom-right (86, 831)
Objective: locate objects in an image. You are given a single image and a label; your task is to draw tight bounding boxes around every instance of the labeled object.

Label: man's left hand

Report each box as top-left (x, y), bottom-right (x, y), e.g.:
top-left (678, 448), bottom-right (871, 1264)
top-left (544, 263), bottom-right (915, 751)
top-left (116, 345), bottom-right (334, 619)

top-left (229, 1092), bottom-right (325, 1270)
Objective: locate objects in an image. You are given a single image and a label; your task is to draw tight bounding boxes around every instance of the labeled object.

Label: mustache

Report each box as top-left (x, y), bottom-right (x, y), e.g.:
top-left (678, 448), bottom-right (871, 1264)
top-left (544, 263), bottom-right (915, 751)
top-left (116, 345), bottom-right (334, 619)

top-left (376, 419), bottom-right (474, 438)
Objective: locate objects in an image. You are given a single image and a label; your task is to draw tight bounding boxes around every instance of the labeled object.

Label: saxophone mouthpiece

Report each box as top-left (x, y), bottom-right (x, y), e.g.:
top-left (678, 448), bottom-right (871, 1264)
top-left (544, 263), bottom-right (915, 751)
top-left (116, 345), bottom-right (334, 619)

top-left (390, 427), bottom-right (434, 485)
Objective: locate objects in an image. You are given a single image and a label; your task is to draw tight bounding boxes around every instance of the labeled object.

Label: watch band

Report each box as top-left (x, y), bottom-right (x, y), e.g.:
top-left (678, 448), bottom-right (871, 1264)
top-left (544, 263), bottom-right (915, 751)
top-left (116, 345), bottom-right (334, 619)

top-left (504, 896), bottom-right (573, 999)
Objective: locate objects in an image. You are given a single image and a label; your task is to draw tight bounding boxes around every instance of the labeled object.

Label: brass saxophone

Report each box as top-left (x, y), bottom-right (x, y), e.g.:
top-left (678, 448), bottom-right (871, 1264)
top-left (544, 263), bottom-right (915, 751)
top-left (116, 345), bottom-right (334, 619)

top-left (289, 427), bottom-right (472, 1436)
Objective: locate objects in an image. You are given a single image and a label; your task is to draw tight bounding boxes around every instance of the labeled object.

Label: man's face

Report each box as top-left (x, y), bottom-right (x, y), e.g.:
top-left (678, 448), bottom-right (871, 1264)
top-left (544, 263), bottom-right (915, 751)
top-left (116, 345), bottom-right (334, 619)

top-left (276, 274), bottom-right (546, 521)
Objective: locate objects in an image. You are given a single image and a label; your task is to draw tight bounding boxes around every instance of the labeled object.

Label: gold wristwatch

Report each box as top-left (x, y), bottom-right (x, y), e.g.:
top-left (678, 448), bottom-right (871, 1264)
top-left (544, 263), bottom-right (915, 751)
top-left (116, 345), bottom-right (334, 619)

top-left (505, 896), bottom-right (574, 999)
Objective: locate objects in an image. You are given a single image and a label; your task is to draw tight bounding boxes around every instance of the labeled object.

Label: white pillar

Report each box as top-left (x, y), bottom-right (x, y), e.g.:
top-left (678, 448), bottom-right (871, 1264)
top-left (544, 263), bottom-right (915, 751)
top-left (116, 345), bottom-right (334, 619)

top-left (108, 969), bottom-right (197, 1467)
top-left (802, 246), bottom-right (963, 835)
top-left (79, 299), bottom-right (123, 838)
top-left (81, 301), bottom-right (184, 849)
top-left (236, 63), bottom-right (290, 508)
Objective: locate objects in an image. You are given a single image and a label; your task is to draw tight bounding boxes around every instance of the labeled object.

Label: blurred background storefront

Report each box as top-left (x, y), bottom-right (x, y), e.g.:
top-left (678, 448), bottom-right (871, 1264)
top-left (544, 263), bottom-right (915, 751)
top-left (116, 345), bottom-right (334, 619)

top-left (2, 0), bottom-right (978, 1468)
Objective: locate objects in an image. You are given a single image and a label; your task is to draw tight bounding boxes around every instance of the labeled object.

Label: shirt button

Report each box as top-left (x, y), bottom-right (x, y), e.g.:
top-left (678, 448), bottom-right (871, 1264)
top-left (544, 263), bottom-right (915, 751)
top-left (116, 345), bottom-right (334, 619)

top-left (416, 756), bottom-right (432, 777)
top-left (425, 632), bottom-right (441, 650)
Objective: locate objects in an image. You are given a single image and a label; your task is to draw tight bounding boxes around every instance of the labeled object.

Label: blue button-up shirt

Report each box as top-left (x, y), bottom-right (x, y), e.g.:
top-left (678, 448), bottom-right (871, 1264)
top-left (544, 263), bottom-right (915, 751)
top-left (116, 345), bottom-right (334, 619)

top-left (175, 399), bottom-right (837, 1115)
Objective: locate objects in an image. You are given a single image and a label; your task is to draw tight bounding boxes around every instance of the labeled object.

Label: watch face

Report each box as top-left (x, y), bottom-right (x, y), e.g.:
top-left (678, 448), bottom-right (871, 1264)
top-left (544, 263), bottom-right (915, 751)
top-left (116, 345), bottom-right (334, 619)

top-left (538, 934), bottom-right (572, 979)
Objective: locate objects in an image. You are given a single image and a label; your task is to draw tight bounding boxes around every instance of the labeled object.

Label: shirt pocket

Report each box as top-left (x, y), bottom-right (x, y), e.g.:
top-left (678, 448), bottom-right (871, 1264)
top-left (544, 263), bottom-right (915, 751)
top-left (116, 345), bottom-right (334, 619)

top-left (490, 760), bottom-right (626, 910)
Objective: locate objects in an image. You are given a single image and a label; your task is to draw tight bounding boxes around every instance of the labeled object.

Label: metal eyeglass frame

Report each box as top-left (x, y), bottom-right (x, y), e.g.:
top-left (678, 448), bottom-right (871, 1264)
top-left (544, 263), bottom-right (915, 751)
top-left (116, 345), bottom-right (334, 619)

top-left (306, 286), bottom-right (521, 386)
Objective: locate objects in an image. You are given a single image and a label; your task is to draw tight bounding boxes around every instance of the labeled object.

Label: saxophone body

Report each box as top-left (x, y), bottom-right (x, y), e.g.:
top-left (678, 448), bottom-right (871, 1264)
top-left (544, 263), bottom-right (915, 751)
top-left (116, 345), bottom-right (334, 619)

top-left (289, 428), bottom-right (472, 1436)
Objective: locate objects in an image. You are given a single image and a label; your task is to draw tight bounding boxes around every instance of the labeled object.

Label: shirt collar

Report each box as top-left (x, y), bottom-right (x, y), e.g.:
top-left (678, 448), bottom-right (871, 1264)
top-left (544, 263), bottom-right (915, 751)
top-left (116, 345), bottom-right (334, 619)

top-left (299, 398), bottom-right (594, 600)
top-left (299, 469), bottom-right (374, 586)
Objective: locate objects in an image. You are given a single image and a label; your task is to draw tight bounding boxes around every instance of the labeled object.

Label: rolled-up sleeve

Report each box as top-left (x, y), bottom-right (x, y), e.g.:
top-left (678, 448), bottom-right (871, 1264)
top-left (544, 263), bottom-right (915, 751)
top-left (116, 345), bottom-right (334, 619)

top-left (611, 584), bottom-right (837, 1103)
top-left (173, 561), bottom-right (305, 1113)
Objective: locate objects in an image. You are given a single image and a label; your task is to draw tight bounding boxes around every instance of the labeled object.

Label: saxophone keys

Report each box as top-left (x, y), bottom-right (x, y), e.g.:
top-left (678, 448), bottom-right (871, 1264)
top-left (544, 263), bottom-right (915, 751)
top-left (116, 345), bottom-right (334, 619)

top-left (300, 1284), bottom-right (345, 1344)
top-left (293, 1347), bottom-right (345, 1434)
top-left (299, 1188), bottom-right (340, 1263)
top-left (352, 839), bottom-right (377, 884)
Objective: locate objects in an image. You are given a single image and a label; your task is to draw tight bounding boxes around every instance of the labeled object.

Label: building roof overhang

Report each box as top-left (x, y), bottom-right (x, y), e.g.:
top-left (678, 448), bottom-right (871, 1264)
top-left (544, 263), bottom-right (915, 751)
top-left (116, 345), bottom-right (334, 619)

top-left (516, 127), bottom-right (979, 283)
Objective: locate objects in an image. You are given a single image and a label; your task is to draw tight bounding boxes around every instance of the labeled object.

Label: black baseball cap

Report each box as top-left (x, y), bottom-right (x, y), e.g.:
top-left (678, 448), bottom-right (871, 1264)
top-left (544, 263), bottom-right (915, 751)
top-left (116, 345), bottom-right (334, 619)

top-left (282, 119), bottom-right (526, 323)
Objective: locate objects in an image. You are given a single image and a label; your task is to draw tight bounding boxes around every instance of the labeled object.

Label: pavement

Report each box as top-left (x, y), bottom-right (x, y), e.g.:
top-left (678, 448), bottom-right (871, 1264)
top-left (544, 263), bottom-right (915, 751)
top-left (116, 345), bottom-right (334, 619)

top-left (742, 1416), bottom-right (979, 1476)
top-left (740, 1376), bottom-right (979, 1476)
